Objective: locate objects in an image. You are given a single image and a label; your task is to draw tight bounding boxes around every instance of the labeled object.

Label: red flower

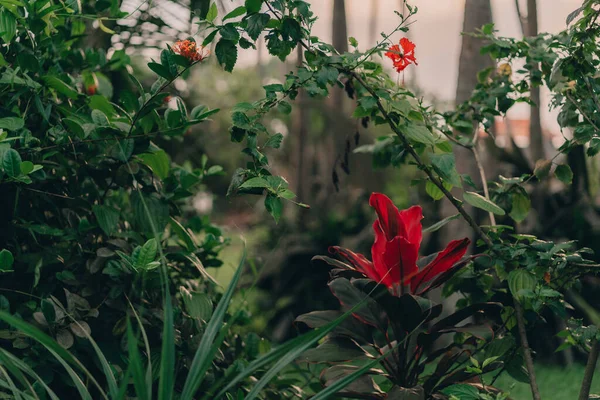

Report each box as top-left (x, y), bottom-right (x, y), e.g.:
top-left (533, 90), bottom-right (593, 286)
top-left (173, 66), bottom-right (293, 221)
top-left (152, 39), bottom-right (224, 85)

top-left (163, 95), bottom-right (172, 104)
top-left (172, 40), bottom-right (210, 63)
top-left (86, 85), bottom-right (97, 95)
top-left (385, 38), bottom-right (418, 73)
top-left (330, 193), bottom-right (470, 295)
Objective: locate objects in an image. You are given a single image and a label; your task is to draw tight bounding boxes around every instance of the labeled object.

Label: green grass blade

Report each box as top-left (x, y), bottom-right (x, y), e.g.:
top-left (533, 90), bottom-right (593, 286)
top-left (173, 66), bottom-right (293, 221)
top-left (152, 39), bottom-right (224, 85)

top-left (0, 364), bottom-right (24, 400)
top-left (127, 321), bottom-right (150, 400)
top-left (128, 299), bottom-right (153, 400)
top-left (0, 349), bottom-right (60, 400)
top-left (0, 311), bottom-right (104, 399)
top-left (0, 349), bottom-right (36, 399)
top-left (158, 293), bottom-right (175, 400)
top-left (179, 247), bottom-right (247, 400)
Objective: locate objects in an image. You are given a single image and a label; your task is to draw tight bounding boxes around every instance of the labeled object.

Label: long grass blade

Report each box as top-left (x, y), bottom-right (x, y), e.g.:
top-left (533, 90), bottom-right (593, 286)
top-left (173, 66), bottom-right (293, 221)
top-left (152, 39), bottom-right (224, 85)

top-left (128, 299), bottom-right (153, 400)
top-left (127, 321), bottom-right (150, 400)
top-left (0, 349), bottom-right (60, 400)
top-left (0, 349), bottom-right (36, 399)
top-left (158, 293), bottom-right (175, 400)
top-left (179, 247), bottom-right (247, 400)
top-left (0, 364), bottom-right (24, 400)
top-left (0, 311), bottom-right (104, 400)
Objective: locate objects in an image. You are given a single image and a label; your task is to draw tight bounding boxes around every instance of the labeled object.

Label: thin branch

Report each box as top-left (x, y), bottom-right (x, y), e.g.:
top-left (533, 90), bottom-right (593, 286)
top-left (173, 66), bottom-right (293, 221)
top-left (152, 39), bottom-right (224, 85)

top-left (579, 339), bottom-right (600, 400)
top-left (472, 146), bottom-right (496, 225)
top-left (566, 92), bottom-right (600, 132)
top-left (348, 71), bottom-right (493, 247)
top-left (514, 301), bottom-right (542, 400)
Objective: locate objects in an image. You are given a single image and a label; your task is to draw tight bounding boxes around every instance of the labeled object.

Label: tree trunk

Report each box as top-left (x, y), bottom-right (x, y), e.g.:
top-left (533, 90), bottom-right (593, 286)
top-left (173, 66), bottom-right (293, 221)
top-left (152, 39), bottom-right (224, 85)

top-left (527, 0), bottom-right (545, 163)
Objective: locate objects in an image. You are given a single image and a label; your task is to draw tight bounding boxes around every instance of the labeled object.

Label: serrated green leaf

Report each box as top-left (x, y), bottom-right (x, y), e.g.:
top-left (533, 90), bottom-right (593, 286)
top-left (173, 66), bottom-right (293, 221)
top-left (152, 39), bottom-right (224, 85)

top-left (264, 133), bottom-right (283, 149)
top-left (463, 191), bottom-right (505, 215)
top-left (245, 0), bottom-right (263, 13)
top-left (239, 177), bottom-right (269, 189)
top-left (246, 13), bottom-right (270, 40)
top-left (215, 39), bottom-right (238, 72)
top-left (265, 194), bottom-right (282, 223)
top-left (405, 124), bottom-right (435, 146)
top-left (430, 153), bottom-right (462, 187)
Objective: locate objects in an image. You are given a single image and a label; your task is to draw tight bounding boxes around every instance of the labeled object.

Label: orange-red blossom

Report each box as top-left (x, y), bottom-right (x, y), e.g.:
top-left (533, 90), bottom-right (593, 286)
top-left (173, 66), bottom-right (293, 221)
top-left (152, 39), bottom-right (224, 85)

top-left (172, 40), bottom-right (210, 63)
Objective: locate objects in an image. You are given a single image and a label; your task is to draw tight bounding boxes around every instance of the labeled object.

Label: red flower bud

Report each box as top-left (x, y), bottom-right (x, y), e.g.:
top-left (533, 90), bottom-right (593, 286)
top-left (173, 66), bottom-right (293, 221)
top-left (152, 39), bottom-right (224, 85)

top-left (86, 85), bottom-right (97, 95)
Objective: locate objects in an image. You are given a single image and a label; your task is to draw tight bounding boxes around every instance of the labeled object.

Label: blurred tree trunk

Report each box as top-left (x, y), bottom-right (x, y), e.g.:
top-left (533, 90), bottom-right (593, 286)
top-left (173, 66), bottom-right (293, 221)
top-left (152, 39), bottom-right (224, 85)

top-left (516, 0), bottom-right (545, 163)
top-left (369, 0), bottom-right (379, 45)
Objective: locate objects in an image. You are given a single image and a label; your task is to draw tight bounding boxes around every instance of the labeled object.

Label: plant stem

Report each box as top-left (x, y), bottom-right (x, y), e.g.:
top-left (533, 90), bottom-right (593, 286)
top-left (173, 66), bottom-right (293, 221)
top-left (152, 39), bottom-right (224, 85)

top-left (348, 71), bottom-right (493, 247)
top-left (579, 338), bottom-right (600, 400)
top-left (514, 301), bottom-right (542, 400)
top-left (472, 145), bottom-right (496, 226)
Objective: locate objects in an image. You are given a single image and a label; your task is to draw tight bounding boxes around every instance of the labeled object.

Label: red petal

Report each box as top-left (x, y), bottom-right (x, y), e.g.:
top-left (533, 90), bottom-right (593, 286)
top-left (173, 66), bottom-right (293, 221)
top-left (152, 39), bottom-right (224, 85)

top-left (400, 38), bottom-right (416, 54)
top-left (410, 238), bottom-right (470, 294)
top-left (398, 205), bottom-right (423, 248)
top-left (371, 222), bottom-right (419, 287)
top-left (329, 246), bottom-right (381, 283)
top-left (369, 193), bottom-right (403, 240)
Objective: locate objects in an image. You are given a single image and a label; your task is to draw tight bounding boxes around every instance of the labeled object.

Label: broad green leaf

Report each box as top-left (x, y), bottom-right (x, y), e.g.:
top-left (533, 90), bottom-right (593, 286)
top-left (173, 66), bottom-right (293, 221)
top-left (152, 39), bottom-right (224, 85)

top-left (180, 287), bottom-right (213, 321)
top-left (206, 2), bottom-right (218, 22)
top-left (19, 161), bottom-right (33, 175)
top-left (135, 239), bottom-right (158, 269)
top-left (425, 180), bottom-right (444, 201)
top-left (239, 177), bottom-right (270, 189)
top-left (463, 191), bottom-right (505, 215)
top-left (246, 13), bottom-right (270, 40)
top-left (405, 124), bottom-right (435, 146)
top-left (2, 149), bottom-right (21, 178)
top-left (533, 159), bottom-right (552, 180)
top-left (43, 76), bottom-right (79, 99)
top-left (555, 164), bottom-right (573, 184)
top-left (508, 269), bottom-right (536, 301)
top-left (430, 153), bottom-right (462, 187)
top-left (0, 9), bottom-right (16, 43)
top-left (148, 62), bottom-right (172, 80)
top-left (0, 250), bottom-right (13, 271)
top-left (0, 117), bottom-right (24, 131)
top-left (139, 150), bottom-right (170, 180)
top-left (264, 194), bottom-right (282, 223)
top-left (441, 384), bottom-right (479, 400)
top-left (223, 6), bottom-right (246, 20)
top-left (215, 39), bottom-right (238, 72)
top-left (92, 205), bottom-right (119, 236)
top-left (264, 133), bottom-right (284, 149)
top-left (91, 109), bottom-right (109, 126)
top-left (509, 192), bottom-right (530, 223)
top-left (423, 214), bottom-right (460, 233)
top-left (245, 0), bottom-right (263, 13)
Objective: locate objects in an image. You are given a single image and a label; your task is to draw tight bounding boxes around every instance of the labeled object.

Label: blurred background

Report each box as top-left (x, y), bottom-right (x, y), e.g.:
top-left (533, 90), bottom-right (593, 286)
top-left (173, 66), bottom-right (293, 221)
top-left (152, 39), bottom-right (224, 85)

top-left (95, 0), bottom-right (600, 396)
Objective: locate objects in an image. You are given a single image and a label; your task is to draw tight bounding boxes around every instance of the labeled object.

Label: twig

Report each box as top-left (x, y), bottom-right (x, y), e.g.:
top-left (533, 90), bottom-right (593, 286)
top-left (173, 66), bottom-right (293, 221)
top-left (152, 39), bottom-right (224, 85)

top-left (348, 71), bottom-right (493, 247)
top-left (514, 301), bottom-right (542, 400)
top-left (472, 146), bottom-right (496, 225)
top-left (579, 338), bottom-right (600, 400)
top-left (566, 92), bottom-right (600, 133)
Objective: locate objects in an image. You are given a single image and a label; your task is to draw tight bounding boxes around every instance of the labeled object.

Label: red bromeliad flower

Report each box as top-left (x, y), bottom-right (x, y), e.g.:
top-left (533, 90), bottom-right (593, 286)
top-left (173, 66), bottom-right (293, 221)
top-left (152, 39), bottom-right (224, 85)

top-left (172, 40), bottom-right (210, 63)
top-left (330, 193), bottom-right (470, 295)
top-left (385, 38), bottom-right (418, 73)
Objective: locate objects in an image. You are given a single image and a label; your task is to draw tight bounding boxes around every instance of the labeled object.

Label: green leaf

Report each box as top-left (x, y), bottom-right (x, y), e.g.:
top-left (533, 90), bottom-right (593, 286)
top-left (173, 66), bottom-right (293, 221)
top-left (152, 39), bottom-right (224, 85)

top-left (180, 288), bottom-right (213, 321)
top-left (89, 95), bottom-right (117, 116)
top-left (239, 177), bottom-right (270, 189)
top-left (126, 322), bottom-right (149, 400)
top-left (220, 24), bottom-right (240, 42)
top-left (2, 149), bottom-right (21, 178)
top-left (19, 161), bottom-right (33, 175)
top-left (43, 76), bottom-right (79, 99)
top-left (148, 62), bottom-right (172, 80)
top-left (169, 217), bottom-right (197, 251)
top-left (277, 100), bottom-right (292, 115)
top-left (180, 249), bottom-right (246, 400)
top-left (508, 269), bottom-right (536, 301)
top-left (509, 192), bottom-right (530, 223)
top-left (265, 194), bottom-right (282, 223)
top-left (138, 150), bottom-right (170, 180)
top-left (533, 159), bottom-right (552, 180)
top-left (135, 239), bottom-right (158, 270)
top-left (245, 0), bottom-right (263, 13)
top-left (93, 205), bottom-right (120, 236)
top-left (264, 133), bottom-right (283, 149)
top-left (0, 9), bottom-right (16, 43)
top-left (405, 124), bottom-right (435, 146)
top-left (202, 30), bottom-right (219, 47)
top-left (223, 6), bottom-right (246, 20)
top-left (0, 250), bottom-right (14, 272)
top-left (425, 180), bottom-right (444, 201)
top-left (158, 295), bottom-right (175, 400)
top-left (0, 117), bottom-right (24, 131)
top-left (91, 109), bottom-right (109, 126)
top-left (430, 153), bottom-right (462, 187)
top-left (246, 13), bottom-right (270, 40)
top-left (206, 2), bottom-right (218, 22)
top-left (41, 299), bottom-right (56, 324)
top-left (215, 39), bottom-right (238, 72)
top-left (441, 384), bottom-right (479, 400)
top-left (463, 191), bottom-right (505, 215)
top-left (423, 214), bottom-right (460, 233)
top-left (555, 164), bottom-right (573, 185)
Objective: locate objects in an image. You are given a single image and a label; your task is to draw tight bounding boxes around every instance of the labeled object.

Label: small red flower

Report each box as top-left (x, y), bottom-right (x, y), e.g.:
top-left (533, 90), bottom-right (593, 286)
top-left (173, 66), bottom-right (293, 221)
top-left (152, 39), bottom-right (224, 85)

top-left (163, 95), bottom-right (172, 104)
top-left (86, 85), bottom-right (97, 95)
top-left (330, 193), bottom-right (469, 295)
top-left (172, 40), bottom-right (210, 63)
top-left (385, 38), bottom-right (418, 73)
